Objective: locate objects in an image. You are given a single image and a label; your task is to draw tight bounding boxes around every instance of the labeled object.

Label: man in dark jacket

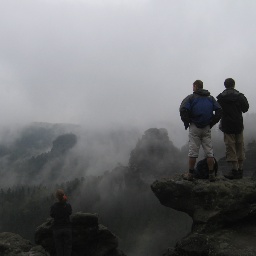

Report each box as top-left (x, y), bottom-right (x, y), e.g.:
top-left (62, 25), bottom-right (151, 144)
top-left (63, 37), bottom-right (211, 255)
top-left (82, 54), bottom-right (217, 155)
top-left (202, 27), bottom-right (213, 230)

top-left (180, 80), bottom-right (222, 181)
top-left (217, 78), bottom-right (249, 179)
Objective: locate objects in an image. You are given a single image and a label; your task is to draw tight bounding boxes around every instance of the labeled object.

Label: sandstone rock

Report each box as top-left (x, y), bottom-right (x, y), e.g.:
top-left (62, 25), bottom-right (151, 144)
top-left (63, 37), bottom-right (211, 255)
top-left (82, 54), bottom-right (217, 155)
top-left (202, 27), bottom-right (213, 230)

top-left (35, 212), bottom-right (125, 256)
top-left (28, 245), bottom-right (49, 256)
top-left (0, 212), bottom-right (125, 256)
top-left (129, 128), bottom-right (182, 181)
top-left (151, 175), bottom-right (256, 255)
top-left (0, 232), bottom-right (48, 256)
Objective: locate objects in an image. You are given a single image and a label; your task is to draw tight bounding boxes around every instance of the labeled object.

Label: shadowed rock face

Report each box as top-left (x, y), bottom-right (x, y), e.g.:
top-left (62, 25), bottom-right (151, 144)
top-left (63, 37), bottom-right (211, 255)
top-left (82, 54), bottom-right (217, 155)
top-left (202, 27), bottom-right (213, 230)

top-left (151, 176), bottom-right (256, 256)
top-left (35, 212), bottom-right (126, 256)
top-left (129, 128), bottom-right (182, 181)
top-left (0, 212), bottom-right (126, 256)
top-left (0, 232), bottom-right (47, 256)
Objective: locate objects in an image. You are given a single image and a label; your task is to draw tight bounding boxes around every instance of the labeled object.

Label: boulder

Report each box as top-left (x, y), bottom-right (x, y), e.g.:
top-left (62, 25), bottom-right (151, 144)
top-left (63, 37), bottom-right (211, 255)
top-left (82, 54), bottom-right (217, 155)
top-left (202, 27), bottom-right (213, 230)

top-left (35, 212), bottom-right (125, 256)
top-left (0, 212), bottom-right (125, 256)
top-left (0, 232), bottom-right (47, 256)
top-left (151, 175), bottom-right (256, 255)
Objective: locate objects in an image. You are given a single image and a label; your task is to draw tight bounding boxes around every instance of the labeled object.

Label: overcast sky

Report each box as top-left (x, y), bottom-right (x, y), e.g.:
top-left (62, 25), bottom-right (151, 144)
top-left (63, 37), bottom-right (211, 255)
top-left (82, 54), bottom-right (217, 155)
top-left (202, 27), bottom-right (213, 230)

top-left (0, 0), bottom-right (255, 135)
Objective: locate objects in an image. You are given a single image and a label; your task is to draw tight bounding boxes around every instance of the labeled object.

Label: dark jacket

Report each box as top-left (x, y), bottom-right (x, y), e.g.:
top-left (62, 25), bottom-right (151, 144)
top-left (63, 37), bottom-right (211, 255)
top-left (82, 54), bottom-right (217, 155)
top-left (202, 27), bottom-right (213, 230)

top-left (50, 201), bottom-right (72, 229)
top-left (180, 88), bottom-right (222, 129)
top-left (217, 88), bottom-right (249, 134)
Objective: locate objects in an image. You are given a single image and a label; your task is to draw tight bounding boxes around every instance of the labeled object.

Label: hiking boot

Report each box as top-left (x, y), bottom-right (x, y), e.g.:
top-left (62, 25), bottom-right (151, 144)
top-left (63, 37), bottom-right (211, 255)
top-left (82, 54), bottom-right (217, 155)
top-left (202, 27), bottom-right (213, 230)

top-left (182, 171), bottom-right (194, 181)
top-left (209, 170), bottom-right (216, 182)
top-left (236, 169), bottom-right (243, 179)
top-left (224, 169), bottom-right (238, 180)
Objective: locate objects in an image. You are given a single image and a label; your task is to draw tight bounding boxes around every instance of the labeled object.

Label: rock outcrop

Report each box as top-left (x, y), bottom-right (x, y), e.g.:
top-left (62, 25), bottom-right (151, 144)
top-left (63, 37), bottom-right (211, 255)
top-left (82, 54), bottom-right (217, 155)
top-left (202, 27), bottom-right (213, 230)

top-left (35, 212), bottom-right (126, 256)
top-left (151, 175), bottom-right (256, 256)
top-left (129, 128), bottom-right (183, 182)
top-left (0, 232), bottom-right (47, 256)
top-left (0, 212), bottom-right (125, 256)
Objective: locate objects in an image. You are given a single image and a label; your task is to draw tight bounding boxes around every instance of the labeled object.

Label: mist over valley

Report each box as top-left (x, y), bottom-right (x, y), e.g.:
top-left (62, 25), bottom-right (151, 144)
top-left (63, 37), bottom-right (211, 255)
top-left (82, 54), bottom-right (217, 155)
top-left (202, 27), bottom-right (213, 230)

top-left (0, 117), bottom-right (256, 255)
top-left (1, 1), bottom-right (256, 254)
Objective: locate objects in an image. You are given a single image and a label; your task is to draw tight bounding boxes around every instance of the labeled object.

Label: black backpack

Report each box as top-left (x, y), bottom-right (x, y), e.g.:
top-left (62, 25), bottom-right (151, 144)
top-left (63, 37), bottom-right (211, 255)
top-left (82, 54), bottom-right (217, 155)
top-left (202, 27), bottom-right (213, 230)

top-left (194, 158), bottom-right (218, 179)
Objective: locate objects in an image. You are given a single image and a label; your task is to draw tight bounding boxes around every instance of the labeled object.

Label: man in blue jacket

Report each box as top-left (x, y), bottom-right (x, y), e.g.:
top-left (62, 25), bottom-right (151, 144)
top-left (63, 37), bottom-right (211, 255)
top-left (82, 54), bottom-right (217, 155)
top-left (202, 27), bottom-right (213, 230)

top-left (180, 80), bottom-right (222, 181)
top-left (217, 78), bottom-right (249, 179)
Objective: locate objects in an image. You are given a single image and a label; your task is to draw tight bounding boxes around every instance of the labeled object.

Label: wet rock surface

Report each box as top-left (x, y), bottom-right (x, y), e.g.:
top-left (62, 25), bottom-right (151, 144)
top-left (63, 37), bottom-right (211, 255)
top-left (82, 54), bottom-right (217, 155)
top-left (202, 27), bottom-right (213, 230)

top-left (0, 212), bottom-right (126, 256)
top-left (0, 232), bottom-right (47, 256)
top-left (152, 175), bottom-right (256, 256)
top-left (35, 212), bottom-right (126, 256)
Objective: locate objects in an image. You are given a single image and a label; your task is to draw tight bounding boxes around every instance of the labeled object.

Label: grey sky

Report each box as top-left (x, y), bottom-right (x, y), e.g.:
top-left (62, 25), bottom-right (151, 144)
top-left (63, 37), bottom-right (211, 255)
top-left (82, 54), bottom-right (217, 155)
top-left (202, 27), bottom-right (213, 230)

top-left (0, 0), bottom-right (255, 138)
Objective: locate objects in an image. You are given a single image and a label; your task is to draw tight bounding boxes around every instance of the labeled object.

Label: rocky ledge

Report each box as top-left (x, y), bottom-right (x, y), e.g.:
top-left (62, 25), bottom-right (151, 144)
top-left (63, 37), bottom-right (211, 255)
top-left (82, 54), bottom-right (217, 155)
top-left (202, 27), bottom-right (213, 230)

top-left (151, 175), bottom-right (256, 256)
top-left (0, 212), bottom-right (125, 256)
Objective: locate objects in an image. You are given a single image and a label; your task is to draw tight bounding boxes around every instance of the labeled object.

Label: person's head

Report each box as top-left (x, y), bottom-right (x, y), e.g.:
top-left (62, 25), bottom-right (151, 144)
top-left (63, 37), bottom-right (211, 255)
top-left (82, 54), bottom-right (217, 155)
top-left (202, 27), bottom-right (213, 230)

top-left (55, 189), bottom-right (66, 202)
top-left (224, 78), bottom-right (235, 88)
top-left (193, 80), bottom-right (203, 91)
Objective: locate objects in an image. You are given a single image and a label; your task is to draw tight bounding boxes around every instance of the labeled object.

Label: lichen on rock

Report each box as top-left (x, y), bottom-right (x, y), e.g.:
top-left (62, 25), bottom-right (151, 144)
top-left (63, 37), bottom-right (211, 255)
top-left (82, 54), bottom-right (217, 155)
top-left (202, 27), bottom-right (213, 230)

top-left (151, 175), bottom-right (256, 255)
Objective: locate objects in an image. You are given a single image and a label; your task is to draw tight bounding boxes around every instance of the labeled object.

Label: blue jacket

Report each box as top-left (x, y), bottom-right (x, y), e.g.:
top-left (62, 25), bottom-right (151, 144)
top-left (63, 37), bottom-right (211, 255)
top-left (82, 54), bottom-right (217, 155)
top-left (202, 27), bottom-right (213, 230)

top-left (180, 88), bottom-right (222, 129)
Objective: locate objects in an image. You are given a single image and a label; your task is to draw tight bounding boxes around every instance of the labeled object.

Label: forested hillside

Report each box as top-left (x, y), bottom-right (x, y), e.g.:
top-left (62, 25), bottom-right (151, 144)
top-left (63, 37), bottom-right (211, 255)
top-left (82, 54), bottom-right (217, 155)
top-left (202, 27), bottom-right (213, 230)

top-left (0, 179), bottom-right (82, 240)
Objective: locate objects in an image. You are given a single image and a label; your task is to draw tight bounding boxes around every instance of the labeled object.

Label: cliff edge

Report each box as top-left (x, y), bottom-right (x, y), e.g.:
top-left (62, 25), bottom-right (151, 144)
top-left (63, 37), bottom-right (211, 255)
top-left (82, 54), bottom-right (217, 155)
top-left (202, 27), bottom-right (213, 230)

top-left (151, 175), bottom-right (256, 256)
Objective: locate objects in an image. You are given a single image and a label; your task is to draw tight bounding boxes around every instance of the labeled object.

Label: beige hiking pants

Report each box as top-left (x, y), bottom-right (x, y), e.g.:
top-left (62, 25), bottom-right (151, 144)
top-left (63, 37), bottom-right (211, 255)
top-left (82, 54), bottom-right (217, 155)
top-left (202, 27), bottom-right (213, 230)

top-left (224, 133), bottom-right (245, 162)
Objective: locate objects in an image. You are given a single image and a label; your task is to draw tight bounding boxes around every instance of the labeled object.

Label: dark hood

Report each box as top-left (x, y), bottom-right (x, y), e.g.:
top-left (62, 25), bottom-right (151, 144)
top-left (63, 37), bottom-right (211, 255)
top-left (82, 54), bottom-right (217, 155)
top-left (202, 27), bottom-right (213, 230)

top-left (217, 88), bottom-right (240, 102)
top-left (194, 88), bottom-right (211, 97)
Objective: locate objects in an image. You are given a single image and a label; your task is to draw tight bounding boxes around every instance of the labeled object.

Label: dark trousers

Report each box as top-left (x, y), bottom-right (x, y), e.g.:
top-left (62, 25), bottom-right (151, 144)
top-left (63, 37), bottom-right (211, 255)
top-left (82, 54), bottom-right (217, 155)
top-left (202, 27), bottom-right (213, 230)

top-left (53, 227), bottom-right (72, 256)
